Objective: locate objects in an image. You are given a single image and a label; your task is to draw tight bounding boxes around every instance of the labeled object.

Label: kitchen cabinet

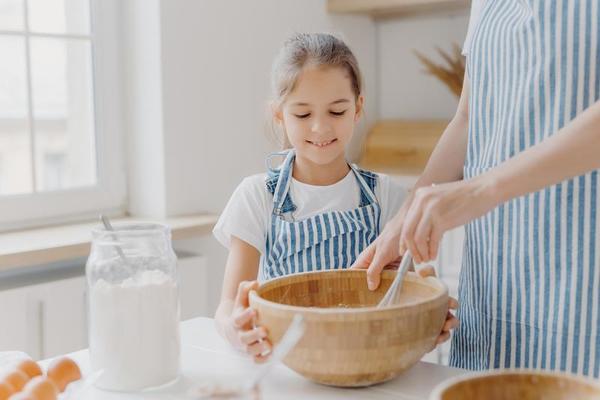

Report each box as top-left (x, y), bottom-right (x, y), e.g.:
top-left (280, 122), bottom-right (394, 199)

top-left (0, 288), bottom-right (30, 355)
top-left (0, 276), bottom-right (86, 360)
top-left (0, 253), bottom-right (209, 360)
top-left (37, 277), bottom-right (88, 359)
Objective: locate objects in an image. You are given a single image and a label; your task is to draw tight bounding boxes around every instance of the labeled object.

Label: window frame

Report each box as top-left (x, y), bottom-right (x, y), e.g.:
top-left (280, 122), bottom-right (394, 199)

top-left (0, 0), bottom-right (127, 232)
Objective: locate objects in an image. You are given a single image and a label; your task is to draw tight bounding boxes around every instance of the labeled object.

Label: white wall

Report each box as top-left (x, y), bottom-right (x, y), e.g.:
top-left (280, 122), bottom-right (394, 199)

top-left (158, 0), bottom-right (377, 216)
top-left (122, 0), bottom-right (167, 217)
top-left (124, 1), bottom-right (471, 217)
top-left (377, 11), bottom-right (470, 120)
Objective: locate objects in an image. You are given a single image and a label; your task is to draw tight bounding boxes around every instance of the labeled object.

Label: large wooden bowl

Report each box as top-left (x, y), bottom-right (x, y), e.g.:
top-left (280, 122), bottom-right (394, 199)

top-left (430, 370), bottom-right (600, 400)
top-left (248, 269), bottom-right (448, 387)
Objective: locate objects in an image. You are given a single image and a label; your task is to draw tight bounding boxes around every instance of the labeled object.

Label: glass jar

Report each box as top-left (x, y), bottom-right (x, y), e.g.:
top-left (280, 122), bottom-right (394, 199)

top-left (86, 222), bottom-right (180, 392)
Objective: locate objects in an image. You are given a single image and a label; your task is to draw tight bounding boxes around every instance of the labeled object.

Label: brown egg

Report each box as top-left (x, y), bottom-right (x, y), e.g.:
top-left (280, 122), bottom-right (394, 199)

top-left (46, 357), bottom-right (81, 392)
top-left (22, 377), bottom-right (57, 400)
top-left (0, 381), bottom-right (16, 400)
top-left (14, 360), bottom-right (42, 380)
top-left (1, 370), bottom-right (29, 392)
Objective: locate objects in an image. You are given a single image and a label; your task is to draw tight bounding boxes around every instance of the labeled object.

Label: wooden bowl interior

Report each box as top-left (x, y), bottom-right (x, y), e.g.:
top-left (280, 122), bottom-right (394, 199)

top-left (257, 271), bottom-right (442, 308)
top-left (439, 373), bottom-right (600, 400)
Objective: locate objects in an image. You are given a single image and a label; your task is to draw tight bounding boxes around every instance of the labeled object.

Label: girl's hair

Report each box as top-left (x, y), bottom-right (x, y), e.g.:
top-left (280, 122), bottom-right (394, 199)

top-left (268, 33), bottom-right (363, 148)
top-left (270, 32), bottom-right (363, 107)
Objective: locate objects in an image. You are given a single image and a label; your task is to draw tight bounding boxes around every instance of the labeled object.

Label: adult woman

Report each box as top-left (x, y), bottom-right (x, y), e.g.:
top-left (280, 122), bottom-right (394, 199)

top-left (354, 0), bottom-right (600, 377)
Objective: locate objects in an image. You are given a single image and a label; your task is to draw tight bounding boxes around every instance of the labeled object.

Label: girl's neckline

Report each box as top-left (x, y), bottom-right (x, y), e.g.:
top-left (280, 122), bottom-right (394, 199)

top-left (290, 154), bottom-right (351, 186)
top-left (291, 169), bottom-right (354, 189)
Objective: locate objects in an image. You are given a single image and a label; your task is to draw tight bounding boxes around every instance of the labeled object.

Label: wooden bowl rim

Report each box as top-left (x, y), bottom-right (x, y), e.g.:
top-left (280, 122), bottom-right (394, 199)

top-left (249, 269), bottom-right (448, 315)
top-left (429, 369), bottom-right (600, 399)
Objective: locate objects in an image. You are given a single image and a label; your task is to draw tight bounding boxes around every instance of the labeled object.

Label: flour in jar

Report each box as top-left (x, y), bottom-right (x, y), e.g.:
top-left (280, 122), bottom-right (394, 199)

top-left (89, 268), bottom-right (180, 391)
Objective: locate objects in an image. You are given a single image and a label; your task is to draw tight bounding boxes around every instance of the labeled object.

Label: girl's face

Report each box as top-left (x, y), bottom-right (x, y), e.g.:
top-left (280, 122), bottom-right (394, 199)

top-left (274, 66), bottom-right (363, 166)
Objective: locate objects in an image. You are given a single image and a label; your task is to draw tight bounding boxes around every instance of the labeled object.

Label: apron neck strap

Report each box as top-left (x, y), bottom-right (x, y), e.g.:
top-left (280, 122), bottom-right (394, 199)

top-left (269, 149), bottom-right (295, 214)
top-left (350, 163), bottom-right (378, 206)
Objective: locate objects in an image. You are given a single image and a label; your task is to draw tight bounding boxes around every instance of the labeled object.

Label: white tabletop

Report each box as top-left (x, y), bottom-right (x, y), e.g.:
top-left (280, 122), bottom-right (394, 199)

top-left (47, 317), bottom-right (465, 400)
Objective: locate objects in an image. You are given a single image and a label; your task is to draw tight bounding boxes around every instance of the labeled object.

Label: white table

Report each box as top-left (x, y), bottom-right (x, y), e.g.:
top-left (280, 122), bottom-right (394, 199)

top-left (47, 317), bottom-right (465, 400)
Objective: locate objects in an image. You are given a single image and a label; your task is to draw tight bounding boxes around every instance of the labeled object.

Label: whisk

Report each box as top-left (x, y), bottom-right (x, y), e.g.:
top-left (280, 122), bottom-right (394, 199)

top-left (377, 251), bottom-right (413, 308)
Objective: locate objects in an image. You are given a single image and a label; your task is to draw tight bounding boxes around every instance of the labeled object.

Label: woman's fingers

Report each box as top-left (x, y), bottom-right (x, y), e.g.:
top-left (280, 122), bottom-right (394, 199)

top-left (435, 331), bottom-right (451, 345)
top-left (400, 207), bottom-right (422, 264)
top-left (383, 257), bottom-right (402, 270)
top-left (449, 297), bottom-right (459, 310)
top-left (442, 312), bottom-right (459, 332)
top-left (439, 297), bottom-right (459, 346)
top-left (429, 228), bottom-right (442, 262)
top-left (353, 198), bottom-right (414, 290)
top-left (366, 244), bottom-right (396, 290)
top-left (413, 214), bottom-right (433, 262)
top-left (403, 189), bottom-right (427, 263)
top-left (350, 241), bottom-right (384, 289)
top-left (350, 241), bottom-right (375, 270)
top-left (401, 186), bottom-right (452, 263)
top-left (352, 230), bottom-right (404, 291)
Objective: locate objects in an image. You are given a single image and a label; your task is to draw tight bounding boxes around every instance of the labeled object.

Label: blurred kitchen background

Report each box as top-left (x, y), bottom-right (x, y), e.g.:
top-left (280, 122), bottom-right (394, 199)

top-left (0, 0), bottom-right (469, 365)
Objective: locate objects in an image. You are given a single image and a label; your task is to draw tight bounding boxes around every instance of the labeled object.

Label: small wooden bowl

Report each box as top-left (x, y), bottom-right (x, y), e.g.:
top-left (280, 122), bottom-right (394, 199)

top-left (248, 269), bottom-right (448, 387)
top-left (430, 370), bottom-right (600, 399)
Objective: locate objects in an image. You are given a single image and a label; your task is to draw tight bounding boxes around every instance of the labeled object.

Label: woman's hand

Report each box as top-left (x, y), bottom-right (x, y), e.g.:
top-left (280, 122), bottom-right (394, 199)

top-left (351, 194), bottom-right (414, 290)
top-left (223, 280), bottom-right (272, 362)
top-left (400, 177), bottom-right (497, 264)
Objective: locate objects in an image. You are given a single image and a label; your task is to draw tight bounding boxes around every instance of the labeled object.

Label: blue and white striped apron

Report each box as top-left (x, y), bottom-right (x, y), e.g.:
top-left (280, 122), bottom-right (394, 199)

top-left (259, 150), bottom-right (381, 282)
top-left (450, 0), bottom-right (600, 377)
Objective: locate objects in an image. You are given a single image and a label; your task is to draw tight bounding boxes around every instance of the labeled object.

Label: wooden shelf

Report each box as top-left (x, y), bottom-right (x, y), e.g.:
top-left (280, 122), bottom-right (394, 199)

top-left (327, 0), bottom-right (470, 19)
top-left (360, 119), bottom-right (448, 175)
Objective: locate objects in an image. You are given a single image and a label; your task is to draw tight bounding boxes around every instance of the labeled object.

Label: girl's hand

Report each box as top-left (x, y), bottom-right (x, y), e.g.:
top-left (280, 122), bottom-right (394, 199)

top-left (226, 281), bottom-right (272, 362)
top-left (400, 178), bottom-right (497, 264)
top-left (418, 266), bottom-right (459, 348)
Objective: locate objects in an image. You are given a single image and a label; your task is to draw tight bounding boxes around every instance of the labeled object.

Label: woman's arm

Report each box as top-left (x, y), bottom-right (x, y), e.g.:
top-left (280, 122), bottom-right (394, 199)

top-left (401, 99), bottom-right (600, 264)
top-left (487, 99), bottom-right (600, 203)
top-left (415, 74), bottom-right (471, 188)
top-left (351, 74), bottom-right (471, 289)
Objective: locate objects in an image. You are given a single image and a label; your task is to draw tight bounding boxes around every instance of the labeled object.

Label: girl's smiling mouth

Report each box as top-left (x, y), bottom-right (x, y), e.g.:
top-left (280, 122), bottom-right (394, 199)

top-left (306, 138), bottom-right (337, 147)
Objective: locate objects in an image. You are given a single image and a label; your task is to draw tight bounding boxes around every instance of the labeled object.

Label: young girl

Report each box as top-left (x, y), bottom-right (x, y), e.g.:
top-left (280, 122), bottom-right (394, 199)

top-left (213, 33), bottom-right (407, 360)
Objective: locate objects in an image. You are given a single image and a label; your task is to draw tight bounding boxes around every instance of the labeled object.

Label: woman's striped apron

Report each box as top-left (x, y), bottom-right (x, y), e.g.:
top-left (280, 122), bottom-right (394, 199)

top-left (450, 0), bottom-right (600, 377)
top-left (259, 150), bottom-right (381, 282)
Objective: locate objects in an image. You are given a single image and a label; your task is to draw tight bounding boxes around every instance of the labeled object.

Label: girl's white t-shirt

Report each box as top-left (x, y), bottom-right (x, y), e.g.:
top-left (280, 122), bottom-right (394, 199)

top-left (213, 171), bottom-right (407, 253)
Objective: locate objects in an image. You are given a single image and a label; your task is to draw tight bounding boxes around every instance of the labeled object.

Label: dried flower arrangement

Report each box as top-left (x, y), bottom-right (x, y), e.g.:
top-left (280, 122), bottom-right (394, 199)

top-left (413, 43), bottom-right (465, 97)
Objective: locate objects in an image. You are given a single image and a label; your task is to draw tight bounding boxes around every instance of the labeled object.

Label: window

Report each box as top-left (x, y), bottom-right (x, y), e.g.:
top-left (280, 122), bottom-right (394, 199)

top-left (0, 0), bottom-right (125, 231)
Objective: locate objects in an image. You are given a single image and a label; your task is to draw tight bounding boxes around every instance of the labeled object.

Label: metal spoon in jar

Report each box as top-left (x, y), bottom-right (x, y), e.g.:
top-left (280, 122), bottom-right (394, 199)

top-left (99, 214), bottom-right (129, 263)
